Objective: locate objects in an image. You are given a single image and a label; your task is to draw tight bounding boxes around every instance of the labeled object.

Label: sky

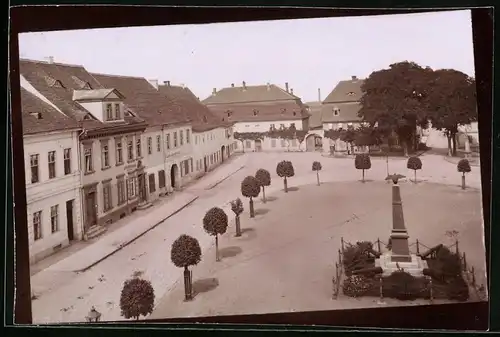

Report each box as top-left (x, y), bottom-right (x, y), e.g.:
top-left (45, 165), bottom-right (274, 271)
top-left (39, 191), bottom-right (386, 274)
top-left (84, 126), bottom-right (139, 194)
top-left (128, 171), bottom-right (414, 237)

top-left (18, 10), bottom-right (474, 102)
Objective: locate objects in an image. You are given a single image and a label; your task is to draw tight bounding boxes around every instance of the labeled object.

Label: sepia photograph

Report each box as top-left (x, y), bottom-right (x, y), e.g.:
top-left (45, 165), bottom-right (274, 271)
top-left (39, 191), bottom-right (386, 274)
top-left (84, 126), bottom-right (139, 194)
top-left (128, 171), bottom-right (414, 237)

top-left (13, 8), bottom-right (488, 326)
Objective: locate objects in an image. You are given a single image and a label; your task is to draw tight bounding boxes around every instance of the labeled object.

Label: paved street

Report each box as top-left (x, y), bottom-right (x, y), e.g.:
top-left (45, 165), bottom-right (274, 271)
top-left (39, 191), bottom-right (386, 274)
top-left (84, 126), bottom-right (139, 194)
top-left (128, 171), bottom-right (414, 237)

top-left (30, 151), bottom-right (485, 323)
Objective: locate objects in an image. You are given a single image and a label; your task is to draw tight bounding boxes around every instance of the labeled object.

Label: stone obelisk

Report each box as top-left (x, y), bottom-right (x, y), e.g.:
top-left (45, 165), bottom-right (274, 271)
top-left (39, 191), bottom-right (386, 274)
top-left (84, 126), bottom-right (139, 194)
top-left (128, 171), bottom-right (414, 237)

top-left (387, 174), bottom-right (412, 263)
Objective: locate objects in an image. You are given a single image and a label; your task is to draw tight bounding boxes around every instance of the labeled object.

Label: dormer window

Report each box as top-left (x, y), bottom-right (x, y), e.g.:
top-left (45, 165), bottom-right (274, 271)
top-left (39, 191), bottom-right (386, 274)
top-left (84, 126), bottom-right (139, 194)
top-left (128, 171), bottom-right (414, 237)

top-left (44, 76), bottom-right (64, 88)
top-left (280, 108), bottom-right (286, 114)
top-left (203, 115), bottom-right (208, 123)
top-left (333, 108), bottom-right (340, 116)
top-left (30, 112), bottom-right (43, 119)
top-left (83, 82), bottom-right (92, 90)
top-left (347, 91), bottom-right (355, 96)
top-left (114, 103), bottom-right (121, 119)
top-left (253, 109), bottom-right (259, 116)
top-left (106, 103), bottom-right (113, 120)
top-left (293, 111), bottom-right (297, 116)
top-left (83, 114), bottom-right (92, 120)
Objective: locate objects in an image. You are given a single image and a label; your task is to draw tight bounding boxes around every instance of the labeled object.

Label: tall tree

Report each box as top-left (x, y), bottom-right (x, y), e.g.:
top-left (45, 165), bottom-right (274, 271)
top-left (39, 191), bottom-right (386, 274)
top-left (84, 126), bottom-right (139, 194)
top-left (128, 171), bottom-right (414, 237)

top-left (119, 278), bottom-right (155, 320)
top-left (255, 169), bottom-right (271, 203)
top-left (359, 61), bottom-right (434, 156)
top-left (203, 207), bottom-right (229, 262)
top-left (425, 69), bottom-right (477, 156)
top-left (241, 176), bottom-right (261, 218)
top-left (170, 234), bottom-right (202, 301)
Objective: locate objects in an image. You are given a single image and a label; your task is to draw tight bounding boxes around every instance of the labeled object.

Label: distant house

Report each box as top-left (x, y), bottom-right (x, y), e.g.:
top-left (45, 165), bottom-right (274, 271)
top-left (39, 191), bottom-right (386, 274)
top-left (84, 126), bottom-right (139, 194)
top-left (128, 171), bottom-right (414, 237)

top-left (321, 76), bottom-right (366, 155)
top-left (157, 81), bottom-right (235, 176)
top-left (203, 81), bottom-right (310, 152)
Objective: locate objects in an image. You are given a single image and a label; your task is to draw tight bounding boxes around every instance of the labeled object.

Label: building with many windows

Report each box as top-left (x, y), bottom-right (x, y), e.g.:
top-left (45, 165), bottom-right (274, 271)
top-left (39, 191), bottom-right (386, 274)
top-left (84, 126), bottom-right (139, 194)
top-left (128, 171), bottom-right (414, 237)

top-left (204, 81), bottom-right (309, 152)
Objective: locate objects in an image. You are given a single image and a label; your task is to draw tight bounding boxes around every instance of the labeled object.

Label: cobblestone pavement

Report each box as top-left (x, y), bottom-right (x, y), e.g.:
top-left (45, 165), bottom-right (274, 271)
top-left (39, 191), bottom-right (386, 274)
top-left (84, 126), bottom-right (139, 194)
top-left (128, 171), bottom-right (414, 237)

top-left (30, 151), bottom-right (485, 323)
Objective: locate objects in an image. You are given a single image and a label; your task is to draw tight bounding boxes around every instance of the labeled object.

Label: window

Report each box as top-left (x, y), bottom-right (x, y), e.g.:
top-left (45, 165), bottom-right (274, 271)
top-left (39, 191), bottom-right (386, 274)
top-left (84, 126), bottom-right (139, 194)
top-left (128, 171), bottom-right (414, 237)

top-left (158, 170), bottom-right (166, 188)
top-left (271, 139), bottom-right (277, 148)
top-left (186, 130), bottom-right (190, 144)
top-left (127, 177), bottom-right (136, 199)
top-left (117, 177), bottom-right (126, 205)
top-left (106, 104), bottom-right (113, 120)
top-left (245, 140), bottom-right (251, 149)
top-left (184, 160), bottom-right (189, 175)
top-left (333, 108), bottom-right (340, 116)
top-left (149, 174), bottom-right (156, 193)
top-left (190, 158), bottom-right (193, 172)
top-left (116, 139), bottom-right (123, 165)
top-left (84, 146), bottom-right (93, 173)
top-left (337, 123), bottom-right (344, 129)
top-left (114, 103), bottom-right (121, 119)
top-left (166, 134), bottom-right (171, 149)
top-left (33, 211), bottom-right (42, 241)
top-left (173, 132), bottom-right (178, 147)
top-left (63, 148), bottom-right (71, 175)
top-left (30, 154), bottom-right (39, 183)
top-left (101, 142), bottom-right (110, 168)
top-left (281, 139), bottom-right (286, 147)
top-left (280, 124), bottom-right (285, 129)
top-left (147, 137), bottom-right (152, 155)
top-left (103, 182), bottom-right (112, 212)
top-left (48, 151), bottom-right (56, 179)
top-left (136, 138), bottom-right (142, 158)
top-left (195, 136), bottom-right (198, 145)
top-left (290, 123), bottom-right (296, 128)
top-left (196, 160), bottom-right (199, 171)
top-left (180, 130), bottom-right (184, 146)
top-left (156, 135), bottom-right (161, 152)
top-left (50, 205), bottom-right (59, 233)
top-left (127, 138), bottom-right (134, 161)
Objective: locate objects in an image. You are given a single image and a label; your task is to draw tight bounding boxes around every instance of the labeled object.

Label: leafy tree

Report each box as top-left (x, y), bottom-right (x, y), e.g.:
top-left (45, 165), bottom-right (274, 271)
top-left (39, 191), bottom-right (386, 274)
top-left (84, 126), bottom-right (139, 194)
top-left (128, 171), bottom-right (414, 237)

top-left (406, 156), bottom-right (423, 183)
top-left (425, 69), bottom-right (477, 157)
top-left (203, 207), bottom-right (229, 262)
top-left (119, 277), bottom-right (155, 320)
top-left (341, 128), bottom-right (357, 154)
top-left (255, 169), bottom-right (271, 203)
top-left (230, 198), bottom-right (244, 237)
top-left (359, 61), bottom-right (434, 156)
top-left (233, 132), bottom-right (266, 152)
top-left (268, 125), bottom-right (307, 151)
top-left (171, 234), bottom-right (202, 300)
top-left (457, 159), bottom-right (471, 190)
top-left (312, 161), bottom-right (322, 186)
top-left (241, 175), bottom-right (261, 218)
top-left (276, 160), bottom-right (295, 192)
top-left (355, 154), bottom-right (371, 182)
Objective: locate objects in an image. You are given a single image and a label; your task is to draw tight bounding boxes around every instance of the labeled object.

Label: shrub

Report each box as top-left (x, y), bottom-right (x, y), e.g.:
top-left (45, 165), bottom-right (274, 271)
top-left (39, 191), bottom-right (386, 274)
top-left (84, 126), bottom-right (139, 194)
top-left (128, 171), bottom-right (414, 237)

top-left (171, 234), bottom-right (202, 269)
top-left (312, 161), bottom-right (322, 186)
top-left (255, 169), bottom-right (271, 203)
top-left (342, 241), bottom-right (376, 275)
top-left (342, 275), bottom-right (374, 297)
top-left (276, 160), bottom-right (295, 192)
top-left (457, 158), bottom-right (471, 189)
top-left (230, 198), bottom-right (244, 237)
top-left (354, 154), bottom-right (371, 182)
top-left (203, 207), bottom-right (229, 261)
top-left (119, 278), bottom-right (155, 320)
top-left (241, 176), bottom-right (261, 218)
top-left (407, 156), bottom-right (423, 183)
top-left (446, 276), bottom-right (469, 301)
top-left (385, 270), bottom-right (420, 301)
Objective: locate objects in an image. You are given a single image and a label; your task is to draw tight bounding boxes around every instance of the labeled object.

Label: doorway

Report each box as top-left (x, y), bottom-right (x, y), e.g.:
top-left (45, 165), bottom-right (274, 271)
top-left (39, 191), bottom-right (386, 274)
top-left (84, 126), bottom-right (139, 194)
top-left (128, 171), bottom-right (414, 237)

top-left (221, 145), bottom-right (226, 162)
top-left (85, 191), bottom-right (97, 229)
top-left (138, 173), bottom-right (147, 202)
top-left (170, 164), bottom-right (179, 188)
top-left (66, 199), bottom-right (74, 241)
top-left (255, 139), bottom-right (262, 152)
top-left (203, 157), bottom-right (208, 172)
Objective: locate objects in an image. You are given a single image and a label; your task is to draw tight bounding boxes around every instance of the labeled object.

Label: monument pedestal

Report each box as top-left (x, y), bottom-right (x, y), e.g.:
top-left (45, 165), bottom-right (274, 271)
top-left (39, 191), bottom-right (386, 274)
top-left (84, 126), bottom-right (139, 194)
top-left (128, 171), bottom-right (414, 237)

top-left (375, 252), bottom-right (428, 277)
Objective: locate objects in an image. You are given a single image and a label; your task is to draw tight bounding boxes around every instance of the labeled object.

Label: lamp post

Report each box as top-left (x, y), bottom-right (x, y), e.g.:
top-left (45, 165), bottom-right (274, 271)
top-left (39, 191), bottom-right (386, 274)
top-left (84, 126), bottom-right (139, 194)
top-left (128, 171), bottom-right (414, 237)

top-left (85, 306), bottom-right (101, 323)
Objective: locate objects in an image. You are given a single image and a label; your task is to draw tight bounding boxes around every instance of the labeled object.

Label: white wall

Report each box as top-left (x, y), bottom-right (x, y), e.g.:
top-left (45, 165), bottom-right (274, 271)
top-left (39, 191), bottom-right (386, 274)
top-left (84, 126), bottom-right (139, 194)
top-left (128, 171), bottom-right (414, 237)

top-left (78, 101), bottom-right (104, 121)
top-left (24, 130), bottom-right (82, 264)
top-left (192, 127), bottom-right (234, 175)
top-left (161, 125), bottom-right (195, 189)
top-left (234, 120), bottom-right (304, 133)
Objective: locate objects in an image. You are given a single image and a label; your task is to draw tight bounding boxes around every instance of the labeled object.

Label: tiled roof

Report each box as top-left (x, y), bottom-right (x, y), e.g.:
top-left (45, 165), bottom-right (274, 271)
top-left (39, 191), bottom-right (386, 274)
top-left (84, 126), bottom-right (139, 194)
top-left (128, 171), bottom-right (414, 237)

top-left (20, 87), bottom-right (80, 135)
top-left (321, 102), bottom-right (362, 123)
top-left (158, 83), bottom-right (231, 132)
top-left (209, 102), bottom-right (309, 123)
top-left (203, 83), bottom-right (298, 105)
top-left (91, 73), bottom-right (190, 127)
top-left (72, 88), bottom-right (121, 101)
top-left (323, 78), bottom-right (365, 104)
top-left (305, 101), bottom-right (323, 129)
top-left (19, 59), bottom-right (145, 131)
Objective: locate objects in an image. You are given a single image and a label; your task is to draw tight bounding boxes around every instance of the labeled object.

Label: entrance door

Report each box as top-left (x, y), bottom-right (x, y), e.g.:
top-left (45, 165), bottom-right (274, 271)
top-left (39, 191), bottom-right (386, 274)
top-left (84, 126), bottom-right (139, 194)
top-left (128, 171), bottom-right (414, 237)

top-left (255, 140), bottom-right (262, 152)
top-left (86, 191), bottom-right (97, 229)
top-left (204, 157), bottom-right (208, 172)
top-left (138, 174), bottom-right (147, 202)
top-left (66, 199), bottom-right (74, 241)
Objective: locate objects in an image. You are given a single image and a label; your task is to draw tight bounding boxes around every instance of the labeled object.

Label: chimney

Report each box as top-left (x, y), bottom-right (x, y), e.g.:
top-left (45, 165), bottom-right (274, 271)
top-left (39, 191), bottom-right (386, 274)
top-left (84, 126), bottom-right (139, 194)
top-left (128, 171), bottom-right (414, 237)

top-left (231, 83), bottom-right (235, 87)
top-left (351, 75), bottom-right (358, 81)
top-left (387, 174), bottom-right (411, 263)
top-left (45, 56), bottom-right (54, 64)
top-left (318, 88), bottom-right (321, 102)
top-left (212, 88), bottom-right (217, 95)
top-left (163, 81), bottom-right (171, 86)
top-left (267, 82), bottom-right (271, 91)
top-left (290, 88), bottom-right (294, 95)
top-left (242, 81), bottom-right (247, 90)
top-left (149, 79), bottom-right (159, 90)
top-left (285, 82), bottom-right (289, 93)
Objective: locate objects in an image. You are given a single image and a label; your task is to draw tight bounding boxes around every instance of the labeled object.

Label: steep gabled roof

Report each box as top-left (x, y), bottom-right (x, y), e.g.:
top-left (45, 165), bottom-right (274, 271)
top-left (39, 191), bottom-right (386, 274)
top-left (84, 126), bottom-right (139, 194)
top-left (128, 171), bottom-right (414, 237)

top-left (158, 83), bottom-right (231, 132)
top-left (203, 83), bottom-right (298, 105)
top-left (91, 73), bottom-right (190, 127)
top-left (323, 77), bottom-right (364, 104)
top-left (20, 87), bottom-right (80, 135)
top-left (305, 101), bottom-right (323, 129)
top-left (321, 102), bottom-right (362, 123)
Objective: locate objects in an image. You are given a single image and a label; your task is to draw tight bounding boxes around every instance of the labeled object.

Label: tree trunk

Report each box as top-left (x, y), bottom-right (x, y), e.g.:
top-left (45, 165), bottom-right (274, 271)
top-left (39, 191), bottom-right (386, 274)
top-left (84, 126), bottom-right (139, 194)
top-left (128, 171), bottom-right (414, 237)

top-left (262, 186), bottom-right (266, 203)
top-left (215, 235), bottom-right (219, 261)
top-left (403, 140), bottom-right (409, 157)
top-left (136, 316), bottom-right (140, 321)
top-left (414, 170), bottom-right (417, 184)
top-left (316, 171), bottom-right (320, 186)
top-left (183, 266), bottom-right (192, 301)
top-left (362, 169), bottom-right (365, 183)
top-left (447, 134), bottom-right (452, 156)
top-left (235, 215), bottom-right (241, 237)
top-left (284, 177), bottom-right (288, 192)
top-left (249, 197), bottom-right (255, 218)
top-left (452, 132), bottom-right (458, 157)
top-left (462, 173), bottom-right (466, 190)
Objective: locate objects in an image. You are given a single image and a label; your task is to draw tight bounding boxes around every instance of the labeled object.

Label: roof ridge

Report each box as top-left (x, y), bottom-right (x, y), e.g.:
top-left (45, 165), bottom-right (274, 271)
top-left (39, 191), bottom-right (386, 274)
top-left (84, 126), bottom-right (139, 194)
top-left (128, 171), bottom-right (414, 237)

top-left (91, 72), bottom-right (147, 81)
top-left (19, 58), bottom-right (85, 69)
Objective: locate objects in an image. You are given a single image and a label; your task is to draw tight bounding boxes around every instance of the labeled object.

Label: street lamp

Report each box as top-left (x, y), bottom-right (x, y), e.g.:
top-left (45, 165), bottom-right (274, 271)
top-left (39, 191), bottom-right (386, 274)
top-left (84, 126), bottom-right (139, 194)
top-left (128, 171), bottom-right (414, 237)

top-left (85, 306), bottom-right (101, 322)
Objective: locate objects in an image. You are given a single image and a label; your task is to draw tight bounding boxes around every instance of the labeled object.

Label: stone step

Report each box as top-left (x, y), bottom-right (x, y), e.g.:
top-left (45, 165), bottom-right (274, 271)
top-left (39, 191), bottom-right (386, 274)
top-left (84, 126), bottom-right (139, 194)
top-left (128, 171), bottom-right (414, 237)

top-left (84, 225), bottom-right (107, 240)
